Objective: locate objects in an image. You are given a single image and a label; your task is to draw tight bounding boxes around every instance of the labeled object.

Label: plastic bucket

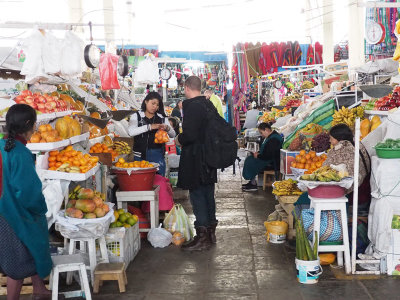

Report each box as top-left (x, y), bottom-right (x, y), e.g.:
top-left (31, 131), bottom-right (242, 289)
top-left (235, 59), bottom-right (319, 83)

top-left (308, 185), bottom-right (345, 198)
top-left (115, 169), bottom-right (156, 191)
top-left (295, 258), bottom-right (322, 284)
top-left (264, 221), bottom-right (288, 244)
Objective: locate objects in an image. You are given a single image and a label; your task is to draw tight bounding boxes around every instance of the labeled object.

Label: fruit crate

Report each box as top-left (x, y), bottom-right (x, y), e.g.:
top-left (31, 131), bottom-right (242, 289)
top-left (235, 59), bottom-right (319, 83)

top-left (280, 149), bottom-right (300, 175)
top-left (104, 222), bottom-right (140, 268)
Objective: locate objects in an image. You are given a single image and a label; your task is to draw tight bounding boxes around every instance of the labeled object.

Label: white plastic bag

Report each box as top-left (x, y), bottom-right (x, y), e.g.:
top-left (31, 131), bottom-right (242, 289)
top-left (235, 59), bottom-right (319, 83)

top-left (60, 31), bottom-right (85, 77)
top-left (20, 30), bottom-right (47, 84)
top-left (42, 31), bottom-right (61, 74)
top-left (134, 54), bottom-right (160, 85)
top-left (147, 224), bottom-right (172, 248)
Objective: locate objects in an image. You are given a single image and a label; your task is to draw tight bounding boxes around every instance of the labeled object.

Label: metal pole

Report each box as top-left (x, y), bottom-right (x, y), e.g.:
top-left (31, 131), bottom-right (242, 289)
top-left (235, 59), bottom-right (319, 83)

top-left (351, 118), bottom-right (361, 274)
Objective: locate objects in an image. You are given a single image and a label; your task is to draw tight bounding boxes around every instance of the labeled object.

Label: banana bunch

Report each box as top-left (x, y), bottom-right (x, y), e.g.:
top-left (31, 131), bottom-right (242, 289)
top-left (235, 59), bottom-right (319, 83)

top-left (69, 185), bottom-right (82, 200)
top-left (332, 106), bottom-right (355, 127)
top-left (300, 81), bottom-right (315, 90)
top-left (113, 141), bottom-right (131, 154)
top-left (273, 179), bottom-right (303, 196)
top-left (57, 163), bottom-right (80, 173)
top-left (301, 166), bottom-right (341, 182)
top-left (353, 106), bottom-right (364, 119)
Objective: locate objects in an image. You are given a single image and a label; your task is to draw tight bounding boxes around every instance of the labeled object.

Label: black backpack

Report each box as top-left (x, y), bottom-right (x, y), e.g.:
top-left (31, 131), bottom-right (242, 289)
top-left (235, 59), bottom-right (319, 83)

top-left (203, 102), bottom-right (238, 169)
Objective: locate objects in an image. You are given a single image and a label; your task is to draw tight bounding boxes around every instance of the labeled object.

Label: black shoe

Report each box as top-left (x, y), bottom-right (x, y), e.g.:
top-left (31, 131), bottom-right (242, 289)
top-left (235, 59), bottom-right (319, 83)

top-left (242, 182), bottom-right (253, 187)
top-left (181, 226), bottom-right (211, 251)
top-left (242, 183), bottom-right (258, 192)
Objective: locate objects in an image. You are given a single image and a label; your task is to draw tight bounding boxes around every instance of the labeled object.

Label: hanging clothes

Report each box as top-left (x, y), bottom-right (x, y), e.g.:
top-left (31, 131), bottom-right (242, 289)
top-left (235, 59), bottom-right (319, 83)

top-left (306, 44), bottom-right (315, 65)
top-left (292, 41), bottom-right (302, 66)
top-left (315, 42), bottom-right (323, 64)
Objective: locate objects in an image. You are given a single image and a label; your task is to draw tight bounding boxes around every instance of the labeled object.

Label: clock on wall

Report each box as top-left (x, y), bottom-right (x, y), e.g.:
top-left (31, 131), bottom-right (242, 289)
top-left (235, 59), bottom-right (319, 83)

top-left (365, 20), bottom-right (386, 45)
top-left (274, 80), bottom-right (283, 89)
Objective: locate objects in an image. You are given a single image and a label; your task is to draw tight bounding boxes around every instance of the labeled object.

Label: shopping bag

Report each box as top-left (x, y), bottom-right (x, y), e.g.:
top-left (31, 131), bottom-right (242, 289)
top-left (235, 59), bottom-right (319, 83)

top-left (147, 224), bottom-right (172, 248)
top-left (163, 204), bottom-right (194, 241)
top-left (98, 53), bottom-right (121, 90)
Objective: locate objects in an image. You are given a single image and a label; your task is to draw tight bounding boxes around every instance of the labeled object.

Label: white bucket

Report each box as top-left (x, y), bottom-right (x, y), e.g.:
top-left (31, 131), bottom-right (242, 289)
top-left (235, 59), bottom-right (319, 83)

top-left (295, 258), bottom-right (323, 284)
top-left (267, 232), bottom-right (286, 244)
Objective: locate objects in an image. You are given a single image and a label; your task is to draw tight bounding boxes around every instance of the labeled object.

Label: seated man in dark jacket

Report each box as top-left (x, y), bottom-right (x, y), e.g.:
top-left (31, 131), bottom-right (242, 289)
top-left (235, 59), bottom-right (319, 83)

top-left (242, 122), bottom-right (283, 192)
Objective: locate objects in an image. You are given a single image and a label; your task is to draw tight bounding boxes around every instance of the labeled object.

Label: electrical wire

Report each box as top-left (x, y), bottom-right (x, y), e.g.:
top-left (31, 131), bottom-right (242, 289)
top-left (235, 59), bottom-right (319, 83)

top-left (0, 30), bottom-right (27, 39)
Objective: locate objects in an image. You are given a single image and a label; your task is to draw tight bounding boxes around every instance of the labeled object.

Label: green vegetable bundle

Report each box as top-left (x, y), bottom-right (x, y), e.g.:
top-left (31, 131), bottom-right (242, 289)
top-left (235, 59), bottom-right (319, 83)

top-left (295, 211), bottom-right (319, 261)
top-left (375, 138), bottom-right (400, 149)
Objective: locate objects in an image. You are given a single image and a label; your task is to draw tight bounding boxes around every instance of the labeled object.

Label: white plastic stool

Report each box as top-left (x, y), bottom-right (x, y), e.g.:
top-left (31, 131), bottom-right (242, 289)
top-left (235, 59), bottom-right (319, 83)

top-left (246, 142), bottom-right (259, 153)
top-left (309, 196), bottom-right (351, 274)
top-left (66, 236), bottom-right (109, 286)
top-left (50, 254), bottom-right (92, 300)
top-left (116, 185), bottom-right (160, 232)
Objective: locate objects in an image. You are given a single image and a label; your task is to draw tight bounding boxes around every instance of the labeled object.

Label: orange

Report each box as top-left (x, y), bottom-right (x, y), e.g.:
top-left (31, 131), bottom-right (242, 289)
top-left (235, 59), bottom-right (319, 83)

top-left (299, 150), bottom-right (306, 156)
top-left (300, 158), bottom-right (306, 164)
top-left (148, 164), bottom-right (154, 167)
top-left (65, 145), bottom-right (74, 151)
top-left (72, 160), bottom-right (80, 167)
top-left (48, 156), bottom-right (56, 162)
top-left (295, 156), bottom-right (302, 163)
top-left (55, 162), bottom-right (62, 168)
top-left (61, 156), bottom-right (68, 162)
top-left (89, 149), bottom-right (94, 153)
top-left (321, 154), bottom-right (327, 160)
top-left (311, 163), bottom-right (316, 169)
top-left (48, 167), bottom-right (57, 171)
top-left (291, 162), bottom-right (296, 168)
top-left (118, 158), bottom-right (125, 164)
top-left (310, 151), bottom-right (316, 158)
top-left (128, 163), bottom-right (134, 168)
top-left (38, 124), bottom-right (48, 133)
top-left (305, 163), bottom-right (310, 170)
top-left (305, 154), bottom-right (311, 160)
top-left (115, 162), bottom-right (121, 168)
top-left (298, 163), bottom-right (305, 169)
top-left (49, 150), bottom-right (59, 156)
top-left (49, 161), bottom-right (56, 168)
top-left (316, 161), bottom-right (322, 168)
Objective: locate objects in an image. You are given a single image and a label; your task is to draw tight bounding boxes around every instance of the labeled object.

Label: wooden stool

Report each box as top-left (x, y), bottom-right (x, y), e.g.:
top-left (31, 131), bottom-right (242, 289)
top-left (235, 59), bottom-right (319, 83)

top-left (50, 254), bottom-right (92, 300)
top-left (93, 263), bottom-right (127, 293)
top-left (263, 170), bottom-right (275, 190)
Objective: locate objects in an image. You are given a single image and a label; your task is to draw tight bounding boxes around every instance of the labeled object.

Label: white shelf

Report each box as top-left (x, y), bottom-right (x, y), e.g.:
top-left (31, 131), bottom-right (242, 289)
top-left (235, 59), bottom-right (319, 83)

top-left (364, 110), bottom-right (390, 116)
top-left (27, 132), bottom-right (90, 153)
top-left (38, 164), bottom-right (100, 181)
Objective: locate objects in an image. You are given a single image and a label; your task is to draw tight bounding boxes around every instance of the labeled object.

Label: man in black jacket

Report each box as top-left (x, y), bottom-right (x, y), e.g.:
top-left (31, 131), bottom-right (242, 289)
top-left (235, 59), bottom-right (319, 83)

top-left (175, 76), bottom-right (218, 251)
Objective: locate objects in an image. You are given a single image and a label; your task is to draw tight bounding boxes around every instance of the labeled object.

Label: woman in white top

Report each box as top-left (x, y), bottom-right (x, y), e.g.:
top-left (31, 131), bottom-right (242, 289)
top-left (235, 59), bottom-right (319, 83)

top-left (128, 92), bottom-right (175, 176)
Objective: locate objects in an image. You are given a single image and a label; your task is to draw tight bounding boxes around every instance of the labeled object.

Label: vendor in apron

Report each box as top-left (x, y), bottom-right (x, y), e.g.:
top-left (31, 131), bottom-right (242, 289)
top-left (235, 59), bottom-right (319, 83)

top-left (128, 92), bottom-right (176, 176)
top-left (242, 122), bottom-right (283, 192)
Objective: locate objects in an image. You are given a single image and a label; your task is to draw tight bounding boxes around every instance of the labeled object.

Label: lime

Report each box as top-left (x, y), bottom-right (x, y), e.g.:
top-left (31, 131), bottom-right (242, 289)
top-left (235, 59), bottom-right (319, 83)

top-left (113, 211), bottom-right (119, 220)
top-left (125, 212), bottom-right (132, 218)
top-left (116, 221), bottom-right (123, 227)
top-left (118, 214), bottom-right (128, 223)
top-left (117, 209), bottom-right (125, 215)
top-left (110, 222), bottom-right (118, 228)
top-left (127, 217), bottom-right (137, 226)
top-left (123, 224), bottom-right (131, 228)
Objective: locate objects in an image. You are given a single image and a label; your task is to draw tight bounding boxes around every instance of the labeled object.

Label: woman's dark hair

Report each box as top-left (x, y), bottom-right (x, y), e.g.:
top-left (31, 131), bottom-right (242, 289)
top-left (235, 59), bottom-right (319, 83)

top-left (168, 117), bottom-right (180, 135)
top-left (257, 122), bottom-right (272, 131)
top-left (5, 104), bottom-right (36, 152)
top-left (141, 92), bottom-right (166, 117)
top-left (329, 124), bottom-right (354, 145)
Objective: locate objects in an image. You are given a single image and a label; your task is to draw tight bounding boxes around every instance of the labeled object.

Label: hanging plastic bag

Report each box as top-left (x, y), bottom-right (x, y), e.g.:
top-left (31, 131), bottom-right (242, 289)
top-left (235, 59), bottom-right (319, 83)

top-left (147, 224), bottom-right (172, 248)
top-left (20, 30), bottom-right (47, 84)
top-left (60, 31), bottom-right (85, 77)
top-left (42, 31), bottom-right (61, 74)
top-left (99, 53), bottom-right (121, 90)
top-left (163, 204), bottom-right (194, 241)
top-left (134, 54), bottom-right (160, 85)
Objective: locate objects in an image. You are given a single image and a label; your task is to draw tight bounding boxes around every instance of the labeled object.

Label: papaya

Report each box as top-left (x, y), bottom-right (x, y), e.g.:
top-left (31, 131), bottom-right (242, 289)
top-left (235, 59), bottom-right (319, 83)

top-left (70, 119), bottom-right (81, 137)
top-left (90, 112), bottom-right (101, 119)
top-left (75, 199), bottom-right (96, 213)
top-left (55, 118), bottom-right (69, 139)
top-left (77, 188), bottom-right (94, 199)
top-left (65, 207), bottom-right (84, 219)
top-left (360, 119), bottom-right (371, 139)
top-left (93, 196), bottom-right (103, 207)
top-left (370, 116), bottom-right (382, 132)
top-left (84, 213), bottom-right (97, 219)
top-left (319, 253), bottom-right (336, 265)
top-left (66, 200), bottom-right (77, 209)
top-left (94, 207), bottom-right (106, 218)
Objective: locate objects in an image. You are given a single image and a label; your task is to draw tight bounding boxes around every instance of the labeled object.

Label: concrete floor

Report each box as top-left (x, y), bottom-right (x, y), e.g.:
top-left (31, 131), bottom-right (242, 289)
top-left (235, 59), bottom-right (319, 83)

top-left (9, 151), bottom-right (400, 299)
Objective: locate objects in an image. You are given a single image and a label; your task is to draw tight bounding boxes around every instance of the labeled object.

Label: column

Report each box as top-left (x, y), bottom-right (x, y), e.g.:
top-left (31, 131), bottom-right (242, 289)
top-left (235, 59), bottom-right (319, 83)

top-left (348, 0), bottom-right (365, 70)
top-left (103, 0), bottom-right (116, 53)
top-left (322, 0), bottom-right (334, 64)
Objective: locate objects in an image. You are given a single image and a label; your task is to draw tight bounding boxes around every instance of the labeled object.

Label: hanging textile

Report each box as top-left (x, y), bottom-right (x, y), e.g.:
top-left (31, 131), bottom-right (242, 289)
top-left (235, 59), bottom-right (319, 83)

top-left (292, 41), bottom-right (302, 66)
top-left (283, 42), bottom-right (293, 66)
top-left (315, 42), bottom-right (323, 64)
top-left (306, 44), bottom-right (315, 65)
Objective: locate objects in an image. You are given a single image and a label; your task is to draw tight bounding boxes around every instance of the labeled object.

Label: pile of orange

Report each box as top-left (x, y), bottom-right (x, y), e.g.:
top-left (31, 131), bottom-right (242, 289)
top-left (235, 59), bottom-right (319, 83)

top-left (48, 145), bottom-right (99, 172)
top-left (154, 130), bottom-right (169, 144)
top-left (29, 124), bottom-right (63, 143)
top-left (89, 143), bottom-right (119, 161)
top-left (115, 158), bottom-right (154, 169)
top-left (291, 150), bottom-right (327, 174)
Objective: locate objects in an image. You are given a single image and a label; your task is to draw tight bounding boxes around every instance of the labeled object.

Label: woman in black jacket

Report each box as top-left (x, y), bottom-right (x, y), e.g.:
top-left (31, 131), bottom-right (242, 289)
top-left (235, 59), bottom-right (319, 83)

top-left (242, 123), bottom-right (283, 192)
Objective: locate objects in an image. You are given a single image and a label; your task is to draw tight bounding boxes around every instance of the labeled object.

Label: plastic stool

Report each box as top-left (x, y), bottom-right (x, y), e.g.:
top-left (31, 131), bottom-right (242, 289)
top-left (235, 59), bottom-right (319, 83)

top-left (50, 254), bottom-right (91, 300)
top-left (116, 185), bottom-right (160, 232)
top-left (66, 236), bottom-right (109, 286)
top-left (93, 263), bottom-right (127, 293)
top-left (309, 196), bottom-right (351, 274)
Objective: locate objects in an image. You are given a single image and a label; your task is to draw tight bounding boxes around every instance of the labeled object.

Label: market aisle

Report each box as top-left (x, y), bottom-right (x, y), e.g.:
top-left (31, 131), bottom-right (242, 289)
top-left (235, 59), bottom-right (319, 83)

top-left (9, 152), bottom-right (400, 300)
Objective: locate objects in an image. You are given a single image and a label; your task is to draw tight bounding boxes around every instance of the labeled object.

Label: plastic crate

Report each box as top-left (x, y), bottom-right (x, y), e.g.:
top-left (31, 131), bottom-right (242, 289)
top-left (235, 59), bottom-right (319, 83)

top-left (280, 149), bottom-right (300, 175)
top-left (105, 222), bottom-right (140, 268)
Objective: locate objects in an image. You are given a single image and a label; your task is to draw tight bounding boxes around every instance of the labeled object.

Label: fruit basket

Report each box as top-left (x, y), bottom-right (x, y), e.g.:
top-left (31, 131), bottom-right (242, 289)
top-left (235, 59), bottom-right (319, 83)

top-left (375, 148), bottom-right (400, 159)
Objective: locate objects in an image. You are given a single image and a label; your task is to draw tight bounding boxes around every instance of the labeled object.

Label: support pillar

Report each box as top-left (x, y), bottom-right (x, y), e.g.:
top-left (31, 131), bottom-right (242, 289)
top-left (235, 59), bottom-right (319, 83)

top-left (103, 0), bottom-right (116, 53)
top-left (322, 0), bottom-right (334, 64)
top-left (348, 0), bottom-right (365, 70)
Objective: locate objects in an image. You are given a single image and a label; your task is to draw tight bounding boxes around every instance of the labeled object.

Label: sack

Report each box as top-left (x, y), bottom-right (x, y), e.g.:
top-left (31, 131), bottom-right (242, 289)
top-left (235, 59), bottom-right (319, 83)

top-left (98, 53), bottom-right (121, 90)
top-left (203, 102), bottom-right (238, 169)
top-left (163, 204), bottom-right (194, 241)
top-left (147, 224), bottom-right (172, 248)
top-left (302, 209), bottom-right (343, 242)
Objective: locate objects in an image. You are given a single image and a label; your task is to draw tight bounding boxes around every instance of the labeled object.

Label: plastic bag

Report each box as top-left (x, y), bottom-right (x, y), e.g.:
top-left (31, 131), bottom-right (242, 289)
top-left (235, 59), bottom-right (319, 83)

top-left (99, 53), bottom-right (121, 90)
top-left (60, 31), bottom-right (85, 77)
top-left (42, 31), bottom-right (61, 74)
top-left (20, 30), bottom-right (47, 84)
top-left (163, 204), bottom-right (194, 241)
top-left (147, 224), bottom-right (172, 248)
top-left (134, 54), bottom-right (160, 85)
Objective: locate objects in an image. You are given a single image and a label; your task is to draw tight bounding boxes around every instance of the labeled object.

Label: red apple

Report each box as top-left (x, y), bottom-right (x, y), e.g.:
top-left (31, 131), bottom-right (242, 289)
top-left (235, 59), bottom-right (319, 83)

top-left (49, 101), bottom-right (56, 109)
top-left (21, 90), bottom-right (32, 97)
top-left (45, 102), bottom-right (53, 111)
top-left (37, 103), bottom-right (45, 110)
top-left (25, 97), bottom-right (34, 104)
top-left (31, 103), bottom-right (38, 110)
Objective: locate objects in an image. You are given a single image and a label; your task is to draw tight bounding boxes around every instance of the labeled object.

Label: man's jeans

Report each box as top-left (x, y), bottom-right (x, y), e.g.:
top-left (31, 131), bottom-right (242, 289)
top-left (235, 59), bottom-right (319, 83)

top-left (189, 183), bottom-right (217, 228)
